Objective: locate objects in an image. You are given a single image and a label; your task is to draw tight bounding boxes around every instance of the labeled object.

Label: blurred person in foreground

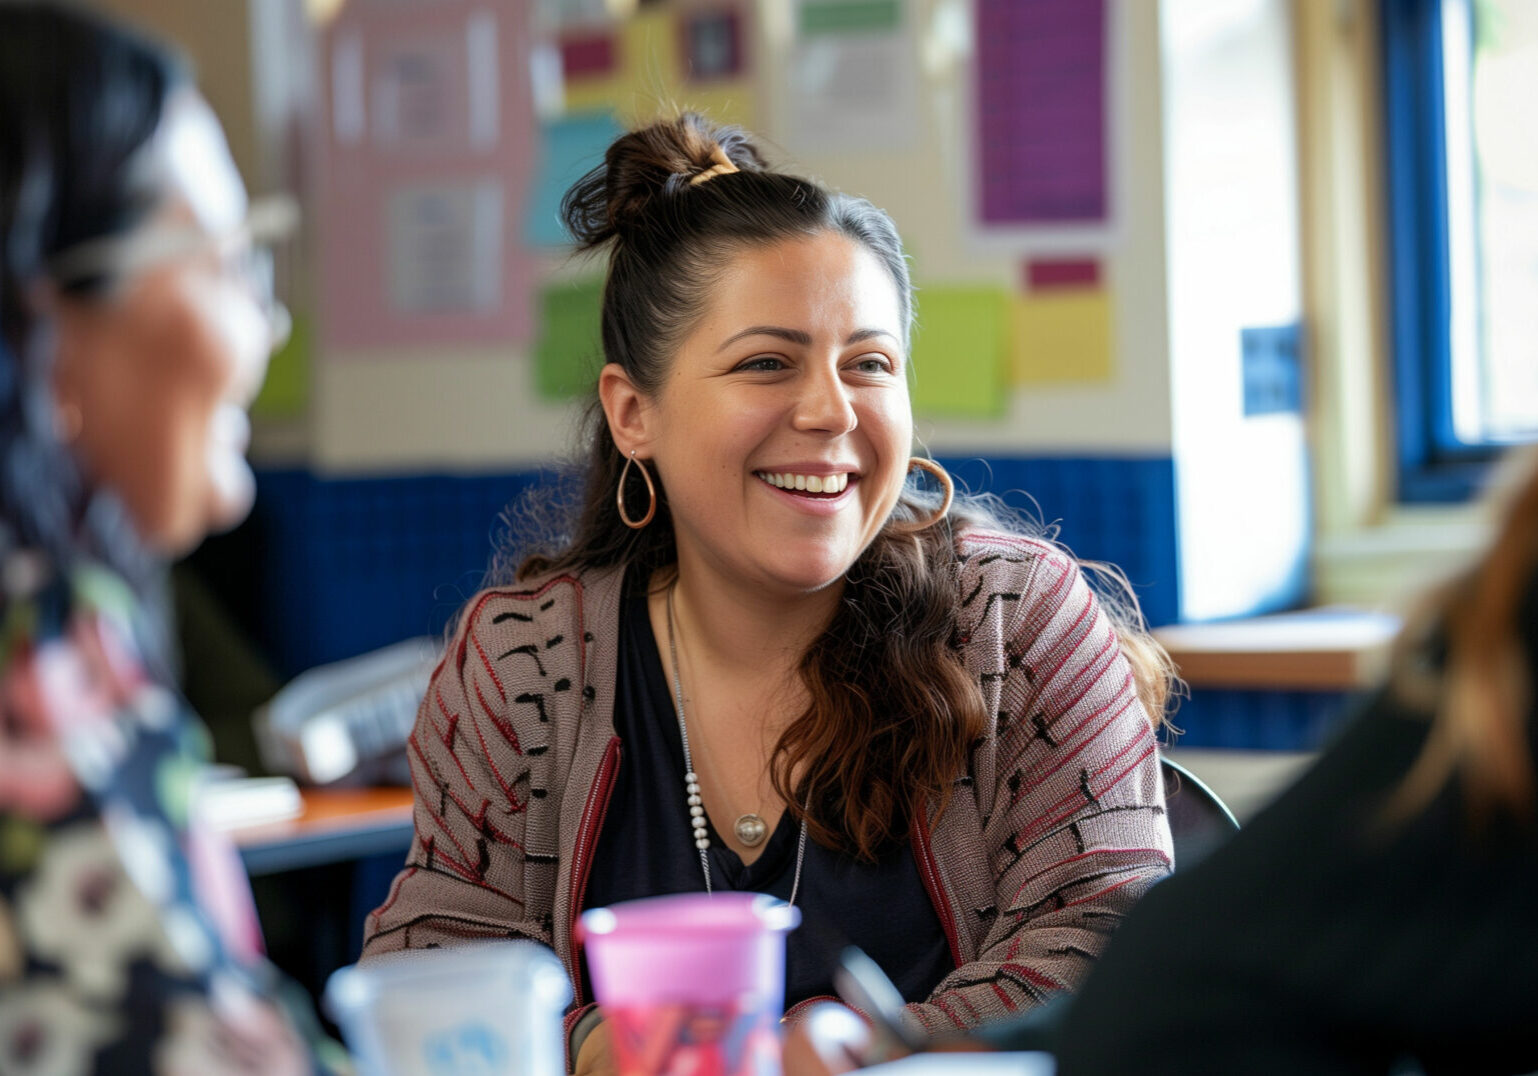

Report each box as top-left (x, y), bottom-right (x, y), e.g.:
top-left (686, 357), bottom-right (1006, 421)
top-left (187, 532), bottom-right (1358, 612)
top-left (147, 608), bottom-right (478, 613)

top-left (795, 445), bottom-right (1538, 1074)
top-left (1053, 445), bottom-right (1538, 1074)
top-left (0, 5), bottom-right (325, 1072)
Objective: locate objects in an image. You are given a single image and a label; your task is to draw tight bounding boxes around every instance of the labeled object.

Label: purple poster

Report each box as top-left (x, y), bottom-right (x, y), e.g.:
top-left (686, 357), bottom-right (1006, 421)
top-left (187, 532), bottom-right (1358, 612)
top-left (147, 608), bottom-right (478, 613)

top-left (975, 0), bottom-right (1107, 226)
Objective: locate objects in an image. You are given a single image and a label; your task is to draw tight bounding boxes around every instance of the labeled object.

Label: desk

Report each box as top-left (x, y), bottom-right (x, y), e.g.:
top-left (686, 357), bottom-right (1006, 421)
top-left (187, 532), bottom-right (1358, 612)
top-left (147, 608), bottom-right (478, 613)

top-left (1153, 606), bottom-right (1401, 690)
top-left (232, 787), bottom-right (414, 876)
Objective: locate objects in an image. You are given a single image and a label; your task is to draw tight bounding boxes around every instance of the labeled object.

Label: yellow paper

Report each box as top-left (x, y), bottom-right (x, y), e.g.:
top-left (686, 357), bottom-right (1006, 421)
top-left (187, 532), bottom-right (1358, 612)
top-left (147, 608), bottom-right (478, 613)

top-left (909, 287), bottom-right (1010, 418)
top-left (565, 12), bottom-right (676, 120)
top-left (1010, 290), bottom-right (1114, 384)
top-left (563, 12), bottom-right (755, 129)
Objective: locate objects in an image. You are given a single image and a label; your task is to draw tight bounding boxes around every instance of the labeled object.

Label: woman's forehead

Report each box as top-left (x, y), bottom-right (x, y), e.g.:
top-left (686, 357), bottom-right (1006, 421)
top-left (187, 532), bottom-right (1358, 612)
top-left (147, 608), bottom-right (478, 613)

top-left (695, 234), bottom-right (905, 340)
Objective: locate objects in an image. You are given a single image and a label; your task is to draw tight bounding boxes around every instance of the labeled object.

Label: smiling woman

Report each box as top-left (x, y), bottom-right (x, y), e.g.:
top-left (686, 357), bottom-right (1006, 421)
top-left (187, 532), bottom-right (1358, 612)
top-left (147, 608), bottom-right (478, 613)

top-left (361, 112), bottom-right (1177, 1076)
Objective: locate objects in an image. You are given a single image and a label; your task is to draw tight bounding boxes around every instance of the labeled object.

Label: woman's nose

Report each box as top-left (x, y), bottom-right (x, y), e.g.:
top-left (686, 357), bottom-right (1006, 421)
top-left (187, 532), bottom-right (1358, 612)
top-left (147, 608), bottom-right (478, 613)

top-left (792, 366), bottom-right (858, 434)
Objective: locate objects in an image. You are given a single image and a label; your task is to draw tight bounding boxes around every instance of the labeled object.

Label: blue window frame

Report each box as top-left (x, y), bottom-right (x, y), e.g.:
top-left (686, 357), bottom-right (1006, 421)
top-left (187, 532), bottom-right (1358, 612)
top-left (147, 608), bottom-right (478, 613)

top-left (1381, 0), bottom-right (1538, 502)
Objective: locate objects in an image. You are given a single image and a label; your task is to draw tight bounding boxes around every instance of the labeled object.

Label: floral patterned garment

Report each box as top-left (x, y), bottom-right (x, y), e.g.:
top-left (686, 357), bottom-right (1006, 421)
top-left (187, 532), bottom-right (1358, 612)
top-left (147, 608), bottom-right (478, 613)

top-left (0, 539), bottom-right (325, 1075)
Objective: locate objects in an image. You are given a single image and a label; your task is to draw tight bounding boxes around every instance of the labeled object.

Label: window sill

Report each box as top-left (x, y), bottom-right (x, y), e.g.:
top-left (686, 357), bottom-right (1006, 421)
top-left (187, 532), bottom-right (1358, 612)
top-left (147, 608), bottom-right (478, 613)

top-left (1312, 502), bottom-right (1493, 611)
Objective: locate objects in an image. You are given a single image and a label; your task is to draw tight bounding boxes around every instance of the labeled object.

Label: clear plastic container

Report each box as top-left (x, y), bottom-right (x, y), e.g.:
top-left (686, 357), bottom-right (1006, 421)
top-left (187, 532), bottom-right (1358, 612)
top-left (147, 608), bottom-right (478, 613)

top-left (325, 939), bottom-right (571, 1076)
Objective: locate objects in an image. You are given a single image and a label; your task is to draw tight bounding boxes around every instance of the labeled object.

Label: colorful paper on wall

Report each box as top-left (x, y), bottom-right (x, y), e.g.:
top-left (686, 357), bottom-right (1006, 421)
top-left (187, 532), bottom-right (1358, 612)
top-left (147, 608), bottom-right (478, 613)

top-left (1011, 290), bottom-right (1114, 384)
top-left (787, 0), bottom-right (916, 151)
top-left (524, 112), bottom-right (625, 247)
top-left (975, 0), bottom-right (1107, 225)
top-left (1025, 257), bottom-right (1101, 290)
top-left (563, 11), bottom-right (676, 119)
top-left (535, 278), bottom-right (605, 399)
top-left (319, 2), bottom-right (536, 350)
top-left (538, 0), bottom-right (610, 30)
top-left (560, 8), bottom-right (756, 128)
top-left (909, 288), bottom-right (1010, 417)
top-left (560, 32), bottom-right (616, 79)
top-left (684, 10), bottom-right (745, 80)
top-left (251, 314), bottom-right (311, 420)
top-left (387, 181), bottom-right (504, 313)
top-left (798, 0), bottom-right (901, 35)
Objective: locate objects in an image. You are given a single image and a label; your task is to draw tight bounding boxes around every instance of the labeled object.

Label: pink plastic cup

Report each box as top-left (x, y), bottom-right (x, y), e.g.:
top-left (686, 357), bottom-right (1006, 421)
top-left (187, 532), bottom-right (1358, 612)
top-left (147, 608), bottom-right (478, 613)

top-left (578, 892), bottom-right (800, 1076)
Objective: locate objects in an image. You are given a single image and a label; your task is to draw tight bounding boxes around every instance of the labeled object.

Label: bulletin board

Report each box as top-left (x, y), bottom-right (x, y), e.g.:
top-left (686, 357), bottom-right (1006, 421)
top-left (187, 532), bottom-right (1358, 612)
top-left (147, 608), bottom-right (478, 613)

top-left (317, 1), bottom-right (537, 350)
top-left (310, 0), bottom-right (1127, 421)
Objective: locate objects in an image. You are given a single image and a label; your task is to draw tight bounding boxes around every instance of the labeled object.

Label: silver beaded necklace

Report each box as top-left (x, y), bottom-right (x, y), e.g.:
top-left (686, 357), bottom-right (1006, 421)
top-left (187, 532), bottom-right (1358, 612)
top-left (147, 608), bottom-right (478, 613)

top-left (666, 581), bottom-right (808, 905)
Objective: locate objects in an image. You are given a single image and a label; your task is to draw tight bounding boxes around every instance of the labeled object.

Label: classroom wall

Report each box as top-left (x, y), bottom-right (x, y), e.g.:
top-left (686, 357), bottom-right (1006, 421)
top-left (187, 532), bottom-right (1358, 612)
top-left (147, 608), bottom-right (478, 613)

top-left (305, 0), bottom-right (1174, 471)
top-left (257, 0), bottom-right (1198, 664)
top-left (117, 0), bottom-right (1315, 680)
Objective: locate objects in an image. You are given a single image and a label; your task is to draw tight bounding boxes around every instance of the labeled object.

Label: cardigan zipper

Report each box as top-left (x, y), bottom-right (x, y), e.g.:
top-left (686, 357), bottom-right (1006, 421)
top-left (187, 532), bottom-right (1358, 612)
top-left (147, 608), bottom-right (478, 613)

top-left (911, 799), bottom-right (964, 970)
top-left (566, 735), bottom-right (622, 1004)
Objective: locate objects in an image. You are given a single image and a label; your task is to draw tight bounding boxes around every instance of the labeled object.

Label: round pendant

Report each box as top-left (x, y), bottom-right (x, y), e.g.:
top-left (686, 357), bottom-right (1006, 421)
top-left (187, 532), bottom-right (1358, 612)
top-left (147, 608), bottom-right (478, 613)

top-left (734, 813), bottom-right (768, 847)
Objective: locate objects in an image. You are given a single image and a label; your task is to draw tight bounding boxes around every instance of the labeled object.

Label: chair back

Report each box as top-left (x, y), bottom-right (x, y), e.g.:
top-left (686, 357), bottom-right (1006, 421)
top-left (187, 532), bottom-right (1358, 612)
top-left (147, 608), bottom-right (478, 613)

top-left (1161, 756), bottom-right (1240, 868)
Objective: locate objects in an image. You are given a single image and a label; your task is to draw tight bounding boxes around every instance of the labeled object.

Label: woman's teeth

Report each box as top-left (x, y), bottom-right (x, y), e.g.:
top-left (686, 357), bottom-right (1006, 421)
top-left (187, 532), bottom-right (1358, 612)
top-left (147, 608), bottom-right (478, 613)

top-left (756, 472), bottom-right (849, 494)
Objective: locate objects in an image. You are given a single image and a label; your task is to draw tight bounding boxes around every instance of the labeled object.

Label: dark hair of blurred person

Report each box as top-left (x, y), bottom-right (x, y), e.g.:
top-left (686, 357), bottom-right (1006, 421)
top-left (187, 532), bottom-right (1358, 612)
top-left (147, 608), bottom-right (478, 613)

top-left (0, 0), bottom-right (182, 662)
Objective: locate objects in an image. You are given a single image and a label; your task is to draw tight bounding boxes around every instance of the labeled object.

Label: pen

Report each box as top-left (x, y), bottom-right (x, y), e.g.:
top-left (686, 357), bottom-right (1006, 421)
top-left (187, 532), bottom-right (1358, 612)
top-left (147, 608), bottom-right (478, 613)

top-left (832, 946), bottom-right (929, 1061)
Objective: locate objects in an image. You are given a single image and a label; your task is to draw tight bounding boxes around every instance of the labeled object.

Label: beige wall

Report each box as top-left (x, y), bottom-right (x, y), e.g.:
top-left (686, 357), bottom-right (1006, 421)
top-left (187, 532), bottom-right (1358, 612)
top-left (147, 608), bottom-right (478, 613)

top-left (90, 0), bottom-right (261, 188)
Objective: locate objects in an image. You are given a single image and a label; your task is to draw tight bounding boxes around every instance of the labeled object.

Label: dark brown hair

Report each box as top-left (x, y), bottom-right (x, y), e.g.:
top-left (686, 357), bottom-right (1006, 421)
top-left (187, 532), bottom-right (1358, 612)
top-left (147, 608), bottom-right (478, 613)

top-left (1389, 447), bottom-right (1538, 822)
top-left (0, 3), bottom-right (185, 674)
top-left (517, 112), bottom-right (1171, 859)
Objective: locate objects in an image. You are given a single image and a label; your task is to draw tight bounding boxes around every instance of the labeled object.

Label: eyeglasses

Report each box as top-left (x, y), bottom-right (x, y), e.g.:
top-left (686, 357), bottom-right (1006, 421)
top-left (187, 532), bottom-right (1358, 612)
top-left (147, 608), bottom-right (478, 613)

top-left (47, 195), bottom-right (299, 350)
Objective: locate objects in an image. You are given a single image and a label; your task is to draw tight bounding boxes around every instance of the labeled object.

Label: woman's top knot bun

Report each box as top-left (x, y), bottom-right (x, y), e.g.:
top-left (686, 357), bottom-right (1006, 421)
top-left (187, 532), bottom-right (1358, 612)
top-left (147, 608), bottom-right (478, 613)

top-left (558, 111), bottom-right (766, 251)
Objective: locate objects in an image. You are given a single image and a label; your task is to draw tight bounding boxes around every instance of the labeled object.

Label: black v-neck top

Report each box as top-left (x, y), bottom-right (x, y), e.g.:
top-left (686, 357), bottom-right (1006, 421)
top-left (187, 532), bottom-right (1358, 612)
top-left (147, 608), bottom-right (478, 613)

top-left (580, 589), bottom-right (954, 1009)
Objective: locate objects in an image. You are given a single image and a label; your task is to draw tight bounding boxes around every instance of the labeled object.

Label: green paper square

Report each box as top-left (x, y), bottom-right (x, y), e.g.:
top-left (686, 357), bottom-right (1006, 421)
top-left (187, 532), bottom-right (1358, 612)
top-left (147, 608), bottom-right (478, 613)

top-left (535, 279), bottom-right (605, 400)
top-left (251, 313), bottom-right (311, 420)
top-left (909, 287), bottom-right (1010, 418)
top-left (799, 0), bottom-right (901, 36)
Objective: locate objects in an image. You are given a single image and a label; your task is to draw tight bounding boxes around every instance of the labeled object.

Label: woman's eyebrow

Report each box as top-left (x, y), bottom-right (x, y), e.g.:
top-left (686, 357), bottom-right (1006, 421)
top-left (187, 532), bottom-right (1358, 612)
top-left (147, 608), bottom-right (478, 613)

top-left (715, 326), bottom-right (899, 352)
top-left (845, 328), bottom-right (899, 346)
top-left (716, 326), bottom-right (812, 351)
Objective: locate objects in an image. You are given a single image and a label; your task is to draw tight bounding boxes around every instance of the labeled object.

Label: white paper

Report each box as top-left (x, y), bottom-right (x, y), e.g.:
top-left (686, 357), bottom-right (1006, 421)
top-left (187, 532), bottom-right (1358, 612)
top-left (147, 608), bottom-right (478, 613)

top-left (332, 30), bottom-right (366, 146)
top-left (466, 9), bottom-right (500, 150)
top-left (372, 39), bottom-right (457, 149)
top-left (787, 1), bottom-right (920, 152)
top-left (386, 181), bottom-right (504, 314)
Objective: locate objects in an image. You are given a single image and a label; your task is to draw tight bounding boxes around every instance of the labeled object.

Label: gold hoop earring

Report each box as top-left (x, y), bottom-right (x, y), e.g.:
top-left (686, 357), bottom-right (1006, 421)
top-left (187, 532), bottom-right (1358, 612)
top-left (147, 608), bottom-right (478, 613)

top-left (617, 451), bottom-right (657, 530)
top-left (54, 401), bottom-right (83, 445)
top-left (892, 456), bottom-right (954, 534)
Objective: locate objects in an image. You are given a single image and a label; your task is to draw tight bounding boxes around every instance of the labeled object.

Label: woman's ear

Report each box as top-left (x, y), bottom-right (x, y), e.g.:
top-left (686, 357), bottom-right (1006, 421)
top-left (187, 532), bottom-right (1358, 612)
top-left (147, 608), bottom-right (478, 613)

top-left (598, 363), bottom-right (654, 457)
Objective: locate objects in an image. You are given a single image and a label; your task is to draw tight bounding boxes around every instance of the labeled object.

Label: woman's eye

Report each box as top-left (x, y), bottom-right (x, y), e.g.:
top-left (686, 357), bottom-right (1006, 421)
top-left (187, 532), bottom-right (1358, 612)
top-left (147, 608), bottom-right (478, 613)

top-left (852, 355), bottom-right (892, 374)
top-left (737, 356), bottom-right (785, 372)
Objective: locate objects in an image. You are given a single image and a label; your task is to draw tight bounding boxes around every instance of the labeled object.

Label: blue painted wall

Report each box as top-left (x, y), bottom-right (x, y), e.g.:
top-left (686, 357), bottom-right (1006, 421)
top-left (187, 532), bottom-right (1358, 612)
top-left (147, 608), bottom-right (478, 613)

top-left (247, 454), bottom-right (1182, 677)
top-left (244, 457), bottom-right (1351, 751)
top-left (938, 455), bottom-right (1181, 629)
top-left (1170, 687), bottom-right (1358, 752)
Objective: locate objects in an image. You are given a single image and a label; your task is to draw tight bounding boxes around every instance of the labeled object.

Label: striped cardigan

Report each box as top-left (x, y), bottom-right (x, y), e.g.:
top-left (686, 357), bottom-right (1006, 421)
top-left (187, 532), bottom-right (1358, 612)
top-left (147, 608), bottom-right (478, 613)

top-left (362, 530), bottom-right (1172, 1034)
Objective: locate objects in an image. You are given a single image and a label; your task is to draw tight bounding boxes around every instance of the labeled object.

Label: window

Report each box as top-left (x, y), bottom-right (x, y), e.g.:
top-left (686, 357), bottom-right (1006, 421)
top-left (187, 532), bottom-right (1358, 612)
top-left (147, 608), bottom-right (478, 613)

top-left (1382, 0), bottom-right (1538, 501)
